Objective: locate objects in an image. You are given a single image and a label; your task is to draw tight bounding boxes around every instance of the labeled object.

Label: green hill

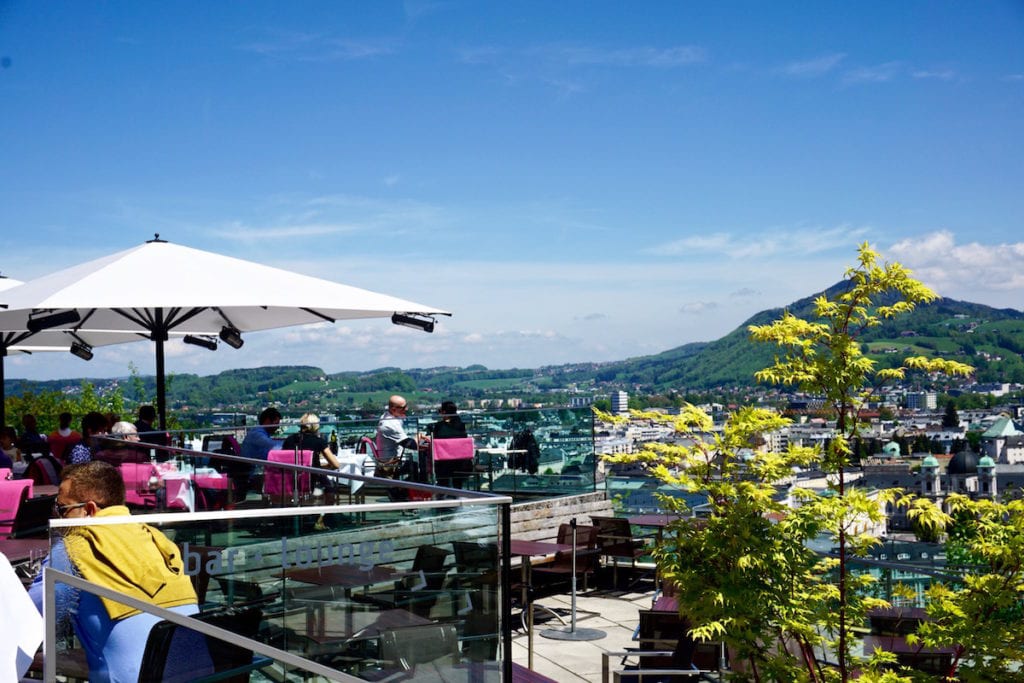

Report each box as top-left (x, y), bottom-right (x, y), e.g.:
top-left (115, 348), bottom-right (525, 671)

top-left (588, 283), bottom-right (1024, 391)
top-left (6, 285), bottom-right (1023, 409)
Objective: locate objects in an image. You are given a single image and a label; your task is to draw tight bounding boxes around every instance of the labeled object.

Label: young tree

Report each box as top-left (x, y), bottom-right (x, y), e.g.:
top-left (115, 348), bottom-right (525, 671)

top-left (903, 495), bottom-right (1024, 681)
top-left (749, 243), bottom-right (972, 678)
top-left (603, 244), bottom-right (972, 681)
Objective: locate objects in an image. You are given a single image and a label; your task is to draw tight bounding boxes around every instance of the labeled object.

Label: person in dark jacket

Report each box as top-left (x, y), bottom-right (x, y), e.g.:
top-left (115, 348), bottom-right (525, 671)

top-left (422, 401), bottom-right (470, 488)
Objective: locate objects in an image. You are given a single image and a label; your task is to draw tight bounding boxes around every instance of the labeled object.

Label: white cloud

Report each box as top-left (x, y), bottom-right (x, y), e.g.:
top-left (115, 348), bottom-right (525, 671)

top-left (645, 225), bottom-right (871, 258)
top-left (776, 53), bottom-right (846, 78)
top-left (679, 301), bottom-right (718, 315)
top-left (842, 61), bottom-right (903, 84)
top-left (911, 69), bottom-right (956, 81)
top-left (887, 231), bottom-right (1024, 296)
top-left (211, 221), bottom-right (363, 242)
top-left (553, 45), bottom-right (707, 68)
top-left (238, 30), bottom-right (395, 61)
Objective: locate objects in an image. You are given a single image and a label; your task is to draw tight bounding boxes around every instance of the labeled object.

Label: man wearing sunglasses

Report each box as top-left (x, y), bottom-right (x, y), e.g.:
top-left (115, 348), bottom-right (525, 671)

top-left (29, 461), bottom-right (200, 682)
top-left (376, 395), bottom-right (419, 464)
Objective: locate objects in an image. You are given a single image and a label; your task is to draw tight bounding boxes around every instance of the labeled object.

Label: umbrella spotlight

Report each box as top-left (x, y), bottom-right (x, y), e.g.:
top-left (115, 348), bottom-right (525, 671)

top-left (219, 325), bottom-right (244, 349)
top-left (391, 313), bottom-right (435, 333)
top-left (183, 335), bottom-right (218, 351)
top-left (27, 309), bottom-right (81, 333)
top-left (70, 341), bottom-right (94, 361)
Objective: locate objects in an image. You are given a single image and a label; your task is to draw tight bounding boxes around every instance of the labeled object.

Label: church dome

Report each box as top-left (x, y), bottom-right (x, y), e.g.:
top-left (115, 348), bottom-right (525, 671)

top-left (947, 450), bottom-right (979, 475)
top-left (978, 455), bottom-right (996, 468)
top-left (922, 454), bottom-right (939, 468)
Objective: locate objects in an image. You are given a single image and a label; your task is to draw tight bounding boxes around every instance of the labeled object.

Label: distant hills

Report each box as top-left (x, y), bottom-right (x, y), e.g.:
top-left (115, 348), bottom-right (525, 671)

top-left (558, 282), bottom-right (1024, 391)
top-left (6, 284), bottom-right (1024, 409)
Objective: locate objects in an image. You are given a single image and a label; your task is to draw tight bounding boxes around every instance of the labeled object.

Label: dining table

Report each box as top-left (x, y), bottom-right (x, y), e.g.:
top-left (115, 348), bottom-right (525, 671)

top-left (278, 562), bottom-right (410, 649)
top-left (0, 537), bottom-right (50, 564)
top-left (153, 462), bottom-right (231, 511)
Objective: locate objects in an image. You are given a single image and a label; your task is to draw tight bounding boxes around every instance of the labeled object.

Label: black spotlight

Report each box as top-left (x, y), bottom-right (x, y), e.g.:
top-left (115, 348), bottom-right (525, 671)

top-left (183, 335), bottom-right (218, 351)
top-left (70, 341), bottom-right (94, 361)
top-left (219, 325), bottom-right (244, 349)
top-left (391, 313), bottom-right (435, 333)
top-left (27, 309), bottom-right (81, 333)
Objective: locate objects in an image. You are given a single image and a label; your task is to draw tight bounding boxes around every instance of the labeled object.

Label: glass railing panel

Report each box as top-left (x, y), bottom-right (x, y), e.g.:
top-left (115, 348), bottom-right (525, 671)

top-left (43, 496), bottom-right (507, 681)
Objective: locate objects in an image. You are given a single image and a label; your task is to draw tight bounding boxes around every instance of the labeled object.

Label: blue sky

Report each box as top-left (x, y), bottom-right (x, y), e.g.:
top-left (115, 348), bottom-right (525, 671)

top-left (1, 1), bottom-right (1022, 382)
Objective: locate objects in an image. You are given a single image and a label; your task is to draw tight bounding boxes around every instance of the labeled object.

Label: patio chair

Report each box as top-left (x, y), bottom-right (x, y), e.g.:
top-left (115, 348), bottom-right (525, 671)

top-left (590, 515), bottom-right (647, 587)
top-left (23, 453), bottom-right (62, 486)
top-left (0, 478), bottom-right (33, 537)
top-left (362, 544), bottom-right (451, 618)
top-left (431, 437), bottom-right (475, 489)
top-left (10, 493), bottom-right (56, 539)
top-left (263, 449), bottom-right (313, 505)
top-left (369, 622), bottom-right (460, 678)
top-left (532, 523), bottom-right (601, 593)
top-left (138, 604), bottom-right (264, 683)
top-left (119, 462), bottom-right (159, 509)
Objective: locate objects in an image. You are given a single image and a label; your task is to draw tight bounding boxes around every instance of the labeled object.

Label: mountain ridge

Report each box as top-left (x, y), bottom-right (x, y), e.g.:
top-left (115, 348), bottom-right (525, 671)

top-left (6, 285), bottom-right (1024, 405)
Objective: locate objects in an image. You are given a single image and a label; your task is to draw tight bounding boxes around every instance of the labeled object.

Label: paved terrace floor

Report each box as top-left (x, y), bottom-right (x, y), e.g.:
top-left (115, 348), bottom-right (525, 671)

top-left (511, 587), bottom-right (654, 683)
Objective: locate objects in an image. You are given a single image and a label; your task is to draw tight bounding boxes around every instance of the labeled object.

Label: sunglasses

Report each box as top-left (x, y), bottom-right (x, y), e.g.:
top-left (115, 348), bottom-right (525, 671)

top-left (53, 501), bottom-right (88, 518)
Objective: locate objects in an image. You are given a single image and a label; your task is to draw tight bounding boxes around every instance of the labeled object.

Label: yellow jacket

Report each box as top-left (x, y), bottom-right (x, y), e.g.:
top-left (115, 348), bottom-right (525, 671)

top-left (63, 505), bottom-right (197, 620)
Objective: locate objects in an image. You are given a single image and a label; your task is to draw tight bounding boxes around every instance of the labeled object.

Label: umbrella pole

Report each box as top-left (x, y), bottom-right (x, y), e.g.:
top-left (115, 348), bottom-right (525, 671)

top-left (0, 351), bottom-right (6, 428)
top-left (155, 310), bottom-right (167, 431)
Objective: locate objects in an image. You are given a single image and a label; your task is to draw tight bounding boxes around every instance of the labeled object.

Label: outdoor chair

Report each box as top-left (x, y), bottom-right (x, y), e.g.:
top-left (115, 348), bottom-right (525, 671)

top-left (362, 544), bottom-right (451, 618)
top-left (591, 515), bottom-right (647, 587)
top-left (10, 493), bottom-right (56, 539)
top-left (23, 453), bottom-right (62, 486)
top-left (361, 622), bottom-right (460, 680)
top-left (119, 462), bottom-right (159, 509)
top-left (632, 608), bottom-right (725, 674)
top-left (0, 478), bottom-right (33, 537)
top-left (263, 449), bottom-right (313, 505)
top-left (431, 437), bottom-right (475, 489)
top-left (532, 523), bottom-right (601, 593)
top-left (137, 604), bottom-right (264, 683)
top-left (452, 540), bottom-right (500, 614)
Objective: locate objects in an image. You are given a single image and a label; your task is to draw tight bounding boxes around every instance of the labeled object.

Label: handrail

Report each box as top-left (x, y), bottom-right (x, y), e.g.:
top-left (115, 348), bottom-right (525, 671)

top-left (43, 567), bottom-right (363, 682)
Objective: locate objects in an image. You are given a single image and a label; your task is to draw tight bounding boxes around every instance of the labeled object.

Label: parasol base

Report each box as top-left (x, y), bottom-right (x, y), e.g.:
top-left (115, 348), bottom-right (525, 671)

top-left (539, 626), bottom-right (607, 641)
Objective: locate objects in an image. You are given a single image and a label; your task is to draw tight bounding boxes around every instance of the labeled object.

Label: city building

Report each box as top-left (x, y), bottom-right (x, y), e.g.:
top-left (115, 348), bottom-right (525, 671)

top-left (906, 392), bottom-right (938, 411)
top-left (611, 391), bottom-right (629, 415)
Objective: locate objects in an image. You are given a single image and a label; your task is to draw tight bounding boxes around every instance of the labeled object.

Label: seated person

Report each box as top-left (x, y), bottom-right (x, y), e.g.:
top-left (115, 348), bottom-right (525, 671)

top-left (421, 401), bottom-right (471, 488)
top-left (281, 413), bottom-right (342, 473)
top-left (238, 407), bottom-right (283, 498)
top-left (17, 413), bottom-right (49, 457)
top-left (29, 461), bottom-right (200, 683)
top-left (377, 395), bottom-right (418, 466)
top-left (48, 412), bottom-right (82, 464)
top-left (0, 426), bottom-right (21, 470)
top-left (94, 422), bottom-right (150, 465)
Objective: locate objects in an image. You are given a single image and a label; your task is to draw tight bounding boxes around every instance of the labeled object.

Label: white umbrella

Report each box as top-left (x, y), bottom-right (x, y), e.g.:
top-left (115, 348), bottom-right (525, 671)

top-left (3, 279), bottom-right (145, 425)
top-left (0, 235), bottom-right (450, 427)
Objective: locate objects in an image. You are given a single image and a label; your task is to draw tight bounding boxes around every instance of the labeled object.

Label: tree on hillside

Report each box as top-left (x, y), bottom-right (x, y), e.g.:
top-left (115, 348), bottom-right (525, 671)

top-left (6, 380), bottom-right (127, 434)
top-left (942, 401), bottom-right (960, 429)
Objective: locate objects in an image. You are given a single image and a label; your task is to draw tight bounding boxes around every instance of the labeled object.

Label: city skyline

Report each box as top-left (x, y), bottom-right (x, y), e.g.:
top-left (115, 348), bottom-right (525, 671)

top-left (1, 2), bottom-right (1022, 382)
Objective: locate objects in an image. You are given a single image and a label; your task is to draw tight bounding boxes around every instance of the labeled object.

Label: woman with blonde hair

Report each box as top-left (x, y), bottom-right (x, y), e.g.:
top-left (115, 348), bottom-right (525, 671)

top-left (282, 413), bottom-right (341, 530)
top-left (282, 413), bottom-right (342, 471)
